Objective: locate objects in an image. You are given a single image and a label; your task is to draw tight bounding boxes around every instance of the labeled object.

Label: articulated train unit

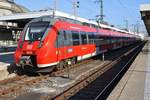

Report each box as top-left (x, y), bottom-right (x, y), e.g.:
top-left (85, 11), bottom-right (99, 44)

top-left (14, 14), bottom-right (141, 72)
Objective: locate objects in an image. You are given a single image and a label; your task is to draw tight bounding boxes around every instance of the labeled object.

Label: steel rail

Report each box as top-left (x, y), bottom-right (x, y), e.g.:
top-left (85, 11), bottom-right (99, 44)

top-left (94, 42), bottom-right (145, 100)
top-left (0, 42), bottom-right (144, 99)
top-left (53, 42), bottom-right (145, 100)
top-left (0, 57), bottom-right (95, 97)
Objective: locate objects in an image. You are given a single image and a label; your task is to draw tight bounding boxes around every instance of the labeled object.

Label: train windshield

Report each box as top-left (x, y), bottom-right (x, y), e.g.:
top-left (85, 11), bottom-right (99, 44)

top-left (24, 21), bottom-right (51, 41)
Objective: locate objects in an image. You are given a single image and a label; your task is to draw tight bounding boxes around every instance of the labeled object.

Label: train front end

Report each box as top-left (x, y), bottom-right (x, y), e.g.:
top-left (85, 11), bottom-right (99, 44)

top-left (14, 16), bottom-right (56, 72)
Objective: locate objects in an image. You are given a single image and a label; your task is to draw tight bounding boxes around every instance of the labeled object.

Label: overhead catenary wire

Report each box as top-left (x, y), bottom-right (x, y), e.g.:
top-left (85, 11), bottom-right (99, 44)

top-left (53, 0), bottom-right (139, 32)
top-left (94, 0), bottom-right (104, 23)
top-left (66, 0), bottom-right (97, 19)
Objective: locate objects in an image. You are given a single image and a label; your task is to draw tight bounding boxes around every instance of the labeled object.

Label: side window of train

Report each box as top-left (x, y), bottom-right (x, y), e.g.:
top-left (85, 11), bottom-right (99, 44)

top-left (81, 32), bottom-right (87, 45)
top-left (97, 36), bottom-right (108, 45)
top-left (111, 37), bottom-right (115, 43)
top-left (72, 31), bottom-right (80, 46)
top-left (94, 33), bottom-right (101, 46)
top-left (63, 30), bottom-right (72, 46)
top-left (88, 32), bottom-right (94, 44)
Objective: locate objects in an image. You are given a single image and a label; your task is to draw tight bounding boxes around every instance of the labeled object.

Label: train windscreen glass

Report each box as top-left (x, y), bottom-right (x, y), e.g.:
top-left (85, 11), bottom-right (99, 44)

top-left (24, 21), bottom-right (50, 41)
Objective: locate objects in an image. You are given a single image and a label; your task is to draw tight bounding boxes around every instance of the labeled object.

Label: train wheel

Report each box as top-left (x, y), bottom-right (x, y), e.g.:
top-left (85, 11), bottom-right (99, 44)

top-left (57, 61), bottom-right (66, 70)
top-left (71, 57), bottom-right (77, 65)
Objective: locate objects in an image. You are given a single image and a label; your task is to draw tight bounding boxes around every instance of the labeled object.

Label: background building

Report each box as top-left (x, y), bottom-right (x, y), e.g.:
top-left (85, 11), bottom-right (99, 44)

top-left (141, 4), bottom-right (150, 36)
top-left (0, 0), bottom-right (28, 16)
top-left (0, 0), bottom-right (29, 47)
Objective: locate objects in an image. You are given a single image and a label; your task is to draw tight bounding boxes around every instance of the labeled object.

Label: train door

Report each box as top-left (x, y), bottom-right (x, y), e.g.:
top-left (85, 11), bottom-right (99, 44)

top-left (56, 30), bottom-right (65, 61)
top-left (80, 31), bottom-right (89, 58)
top-left (63, 30), bottom-right (73, 59)
top-left (56, 30), bottom-right (73, 69)
top-left (72, 31), bottom-right (80, 56)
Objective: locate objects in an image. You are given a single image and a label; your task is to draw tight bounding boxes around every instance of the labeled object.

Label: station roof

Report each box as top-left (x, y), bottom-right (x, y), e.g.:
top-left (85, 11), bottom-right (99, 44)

top-left (0, 10), bottom-right (53, 23)
top-left (140, 4), bottom-right (150, 11)
top-left (0, 9), bottom-right (134, 35)
top-left (0, 10), bottom-right (90, 23)
top-left (0, 10), bottom-right (94, 28)
top-left (140, 4), bottom-right (150, 36)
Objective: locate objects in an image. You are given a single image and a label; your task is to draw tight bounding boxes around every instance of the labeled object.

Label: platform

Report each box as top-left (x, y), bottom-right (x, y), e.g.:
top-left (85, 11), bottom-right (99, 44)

top-left (107, 41), bottom-right (150, 100)
top-left (0, 51), bottom-right (15, 80)
top-left (0, 45), bottom-right (16, 52)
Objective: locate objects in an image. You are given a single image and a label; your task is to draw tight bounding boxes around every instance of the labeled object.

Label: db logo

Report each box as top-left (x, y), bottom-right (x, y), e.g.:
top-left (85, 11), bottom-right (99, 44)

top-left (27, 45), bottom-right (33, 49)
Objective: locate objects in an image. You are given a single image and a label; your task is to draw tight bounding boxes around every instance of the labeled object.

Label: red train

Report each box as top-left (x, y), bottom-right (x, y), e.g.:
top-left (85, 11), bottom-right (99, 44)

top-left (14, 16), bottom-right (140, 72)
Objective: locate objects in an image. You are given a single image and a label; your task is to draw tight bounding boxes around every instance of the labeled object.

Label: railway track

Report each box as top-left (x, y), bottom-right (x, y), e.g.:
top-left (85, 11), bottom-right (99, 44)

top-left (0, 75), bottom-right (49, 98)
top-left (52, 42), bottom-right (145, 100)
top-left (0, 58), bottom-right (95, 98)
top-left (0, 42), bottom-right (145, 99)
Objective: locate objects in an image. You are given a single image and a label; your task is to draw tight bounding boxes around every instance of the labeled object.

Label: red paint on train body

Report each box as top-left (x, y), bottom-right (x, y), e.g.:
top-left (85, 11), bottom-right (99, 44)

top-left (14, 16), bottom-right (140, 71)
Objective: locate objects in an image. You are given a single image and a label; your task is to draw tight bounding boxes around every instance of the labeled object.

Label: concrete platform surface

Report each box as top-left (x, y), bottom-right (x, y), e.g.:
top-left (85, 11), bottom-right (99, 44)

top-left (107, 42), bottom-right (150, 100)
top-left (0, 52), bottom-right (15, 80)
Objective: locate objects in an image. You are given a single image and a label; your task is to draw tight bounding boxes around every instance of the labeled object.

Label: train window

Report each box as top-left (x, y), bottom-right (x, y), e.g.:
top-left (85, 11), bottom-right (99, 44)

top-left (63, 31), bottom-right (67, 40)
top-left (111, 37), bottom-right (116, 43)
top-left (63, 30), bottom-right (72, 46)
top-left (97, 36), bottom-right (110, 45)
top-left (88, 32), bottom-right (94, 44)
top-left (81, 32), bottom-right (87, 44)
top-left (24, 22), bottom-right (50, 41)
top-left (94, 34), bottom-right (101, 46)
top-left (72, 31), bottom-right (80, 46)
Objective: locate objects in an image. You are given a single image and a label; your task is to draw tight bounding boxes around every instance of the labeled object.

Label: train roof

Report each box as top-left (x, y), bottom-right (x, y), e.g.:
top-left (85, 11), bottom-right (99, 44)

top-left (36, 11), bottom-right (140, 38)
top-left (50, 11), bottom-right (134, 35)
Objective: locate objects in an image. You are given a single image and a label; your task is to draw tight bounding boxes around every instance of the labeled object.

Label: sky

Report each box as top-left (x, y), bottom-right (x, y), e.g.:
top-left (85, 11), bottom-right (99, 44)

top-left (15, 0), bottom-right (150, 34)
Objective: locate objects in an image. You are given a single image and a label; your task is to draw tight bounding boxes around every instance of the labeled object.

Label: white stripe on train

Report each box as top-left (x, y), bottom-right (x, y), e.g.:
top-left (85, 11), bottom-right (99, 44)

top-left (38, 49), bottom-right (108, 67)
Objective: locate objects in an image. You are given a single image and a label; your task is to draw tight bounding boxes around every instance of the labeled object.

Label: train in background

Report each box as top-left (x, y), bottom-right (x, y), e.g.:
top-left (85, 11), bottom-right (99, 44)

top-left (14, 15), bottom-right (141, 73)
